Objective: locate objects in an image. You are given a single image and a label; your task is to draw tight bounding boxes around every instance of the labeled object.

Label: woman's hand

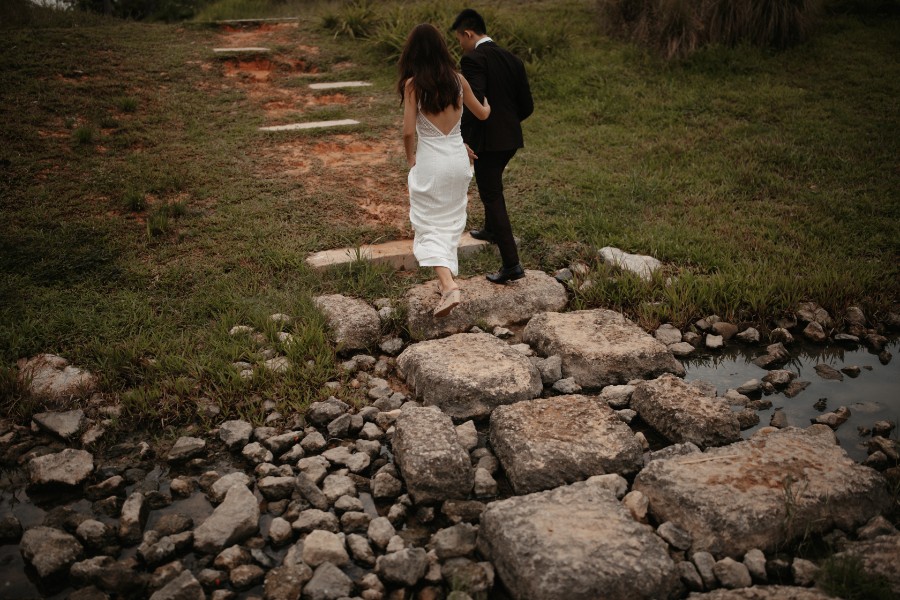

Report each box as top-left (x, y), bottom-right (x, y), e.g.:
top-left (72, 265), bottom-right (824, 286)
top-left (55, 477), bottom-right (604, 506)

top-left (482, 96), bottom-right (490, 116)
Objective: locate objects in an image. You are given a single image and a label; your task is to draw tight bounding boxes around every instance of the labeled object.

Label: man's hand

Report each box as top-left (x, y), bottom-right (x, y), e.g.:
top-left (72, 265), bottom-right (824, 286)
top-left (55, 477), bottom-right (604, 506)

top-left (465, 143), bottom-right (478, 164)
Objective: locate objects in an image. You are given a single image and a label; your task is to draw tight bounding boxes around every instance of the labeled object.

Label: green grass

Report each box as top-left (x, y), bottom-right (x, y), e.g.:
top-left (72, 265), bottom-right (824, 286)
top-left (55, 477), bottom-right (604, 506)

top-left (1, 0), bottom-right (897, 431)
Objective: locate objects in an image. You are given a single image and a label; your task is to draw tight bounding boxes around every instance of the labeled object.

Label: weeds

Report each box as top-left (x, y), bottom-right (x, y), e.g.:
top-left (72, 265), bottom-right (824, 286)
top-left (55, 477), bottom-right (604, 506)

top-left (73, 125), bottom-right (95, 145)
top-left (116, 96), bottom-right (138, 113)
top-left (816, 554), bottom-right (895, 600)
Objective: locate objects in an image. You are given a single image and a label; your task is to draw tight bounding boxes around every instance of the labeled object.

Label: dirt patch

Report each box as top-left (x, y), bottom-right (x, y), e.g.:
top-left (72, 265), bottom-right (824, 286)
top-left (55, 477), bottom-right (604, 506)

top-left (307, 93), bottom-right (349, 107)
top-left (215, 25), bottom-right (409, 233)
top-left (219, 22), bottom-right (300, 47)
top-left (221, 57), bottom-right (316, 81)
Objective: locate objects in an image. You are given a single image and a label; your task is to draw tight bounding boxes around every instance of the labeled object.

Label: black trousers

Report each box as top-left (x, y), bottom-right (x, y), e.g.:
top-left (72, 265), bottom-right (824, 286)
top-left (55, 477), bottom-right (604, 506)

top-left (473, 149), bottom-right (519, 268)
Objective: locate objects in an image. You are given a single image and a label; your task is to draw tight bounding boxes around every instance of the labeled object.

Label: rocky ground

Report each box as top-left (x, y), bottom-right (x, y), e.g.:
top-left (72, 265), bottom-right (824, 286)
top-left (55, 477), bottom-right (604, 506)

top-left (4, 258), bottom-right (900, 600)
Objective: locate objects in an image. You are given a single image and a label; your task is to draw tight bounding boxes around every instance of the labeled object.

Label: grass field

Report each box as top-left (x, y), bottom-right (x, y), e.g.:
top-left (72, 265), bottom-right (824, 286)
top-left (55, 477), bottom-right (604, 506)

top-left (1, 0), bottom-right (897, 428)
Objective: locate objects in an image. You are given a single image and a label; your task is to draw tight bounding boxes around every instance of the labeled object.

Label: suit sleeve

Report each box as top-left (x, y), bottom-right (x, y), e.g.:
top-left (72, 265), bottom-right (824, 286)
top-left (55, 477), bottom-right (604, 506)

top-left (517, 61), bottom-right (534, 122)
top-left (460, 53), bottom-right (487, 103)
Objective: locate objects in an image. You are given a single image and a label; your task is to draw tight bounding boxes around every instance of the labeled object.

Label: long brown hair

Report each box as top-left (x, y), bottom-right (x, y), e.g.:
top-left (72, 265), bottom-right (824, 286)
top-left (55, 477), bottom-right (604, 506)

top-left (397, 23), bottom-right (461, 114)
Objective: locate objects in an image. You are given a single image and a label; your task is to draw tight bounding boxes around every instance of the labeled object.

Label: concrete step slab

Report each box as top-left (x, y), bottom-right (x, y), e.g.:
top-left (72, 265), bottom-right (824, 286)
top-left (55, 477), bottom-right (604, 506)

top-left (309, 81), bottom-right (373, 90)
top-left (259, 119), bottom-right (360, 132)
top-left (305, 233), bottom-right (492, 271)
top-left (214, 17), bottom-right (299, 25)
top-left (213, 47), bottom-right (271, 54)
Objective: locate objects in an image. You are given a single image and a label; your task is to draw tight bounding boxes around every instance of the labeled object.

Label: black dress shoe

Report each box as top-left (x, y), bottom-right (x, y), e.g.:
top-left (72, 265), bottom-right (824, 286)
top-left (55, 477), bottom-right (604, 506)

top-left (470, 229), bottom-right (497, 243)
top-left (486, 264), bottom-right (526, 284)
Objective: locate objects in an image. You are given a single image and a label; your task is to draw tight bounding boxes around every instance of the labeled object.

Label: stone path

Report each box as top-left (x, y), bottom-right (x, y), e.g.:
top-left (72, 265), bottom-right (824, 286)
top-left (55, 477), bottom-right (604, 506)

top-left (5, 17), bottom-right (898, 600)
top-left (305, 233), bottom-right (491, 272)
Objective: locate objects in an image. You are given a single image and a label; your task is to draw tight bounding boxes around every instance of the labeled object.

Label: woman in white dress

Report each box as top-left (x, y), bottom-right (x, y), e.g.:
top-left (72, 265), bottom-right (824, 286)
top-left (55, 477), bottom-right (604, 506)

top-left (398, 24), bottom-right (491, 317)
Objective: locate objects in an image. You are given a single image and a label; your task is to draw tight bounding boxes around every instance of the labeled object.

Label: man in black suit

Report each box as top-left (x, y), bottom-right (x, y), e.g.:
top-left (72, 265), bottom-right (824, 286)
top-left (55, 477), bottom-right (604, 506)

top-left (452, 8), bottom-right (534, 284)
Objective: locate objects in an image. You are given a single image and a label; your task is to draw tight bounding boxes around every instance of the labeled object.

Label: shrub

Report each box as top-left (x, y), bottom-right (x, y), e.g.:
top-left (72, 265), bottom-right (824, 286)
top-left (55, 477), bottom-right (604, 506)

top-left (598, 0), bottom-right (824, 58)
top-left (73, 125), bottom-right (95, 145)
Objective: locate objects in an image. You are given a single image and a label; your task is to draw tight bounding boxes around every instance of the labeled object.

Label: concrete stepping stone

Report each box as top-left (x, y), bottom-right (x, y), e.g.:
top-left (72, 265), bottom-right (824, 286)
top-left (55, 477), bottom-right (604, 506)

top-left (632, 425), bottom-right (892, 558)
top-left (479, 479), bottom-right (677, 600)
top-left (313, 294), bottom-right (380, 353)
top-left (523, 309), bottom-right (684, 389)
top-left (489, 394), bottom-right (643, 495)
top-left (599, 246), bottom-right (662, 281)
top-left (309, 81), bottom-right (372, 90)
top-left (632, 374), bottom-right (741, 448)
top-left (396, 333), bottom-right (542, 421)
top-left (215, 17), bottom-right (298, 24)
top-left (392, 406), bottom-right (473, 503)
top-left (259, 119), bottom-right (359, 132)
top-left (213, 47), bottom-right (271, 53)
top-left (306, 233), bottom-right (491, 272)
top-left (405, 269), bottom-right (568, 340)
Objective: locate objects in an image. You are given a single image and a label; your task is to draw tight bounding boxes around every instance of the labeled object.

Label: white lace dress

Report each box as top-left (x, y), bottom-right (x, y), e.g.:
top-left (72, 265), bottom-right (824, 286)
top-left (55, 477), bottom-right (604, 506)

top-left (407, 102), bottom-right (472, 276)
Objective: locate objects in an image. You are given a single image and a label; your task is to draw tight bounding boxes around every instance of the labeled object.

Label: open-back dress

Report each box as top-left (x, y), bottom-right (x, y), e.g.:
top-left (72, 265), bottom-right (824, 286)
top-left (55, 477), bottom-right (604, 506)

top-left (407, 89), bottom-right (471, 276)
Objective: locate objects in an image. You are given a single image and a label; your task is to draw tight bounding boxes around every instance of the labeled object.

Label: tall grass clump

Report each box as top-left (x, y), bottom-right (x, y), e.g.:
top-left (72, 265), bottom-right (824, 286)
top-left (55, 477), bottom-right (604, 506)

top-left (324, 0), bottom-right (568, 65)
top-left (598, 0), bottom-right (824, 58)
top-left (815, 555), bottom-right (895, 600)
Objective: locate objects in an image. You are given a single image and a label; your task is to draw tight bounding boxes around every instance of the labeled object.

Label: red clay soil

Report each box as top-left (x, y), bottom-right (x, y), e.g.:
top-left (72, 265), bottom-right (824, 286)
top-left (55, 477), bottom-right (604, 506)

top-left (213, 23), bottom-right (411, 234)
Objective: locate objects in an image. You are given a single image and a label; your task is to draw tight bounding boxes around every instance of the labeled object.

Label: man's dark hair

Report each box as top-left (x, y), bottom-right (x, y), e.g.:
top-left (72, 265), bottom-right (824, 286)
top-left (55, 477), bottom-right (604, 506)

top-left (451, 8), bottom-right (486, 35)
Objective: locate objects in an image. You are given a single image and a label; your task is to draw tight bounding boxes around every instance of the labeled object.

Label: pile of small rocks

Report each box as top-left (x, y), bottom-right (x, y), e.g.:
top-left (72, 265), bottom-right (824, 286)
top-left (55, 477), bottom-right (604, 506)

top-left (4, 271), bottom-right (899, 600)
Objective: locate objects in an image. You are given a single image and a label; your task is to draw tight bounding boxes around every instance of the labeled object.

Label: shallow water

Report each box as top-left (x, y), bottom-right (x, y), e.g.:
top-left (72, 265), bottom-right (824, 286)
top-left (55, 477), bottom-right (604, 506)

top-left (682, 338), bottom-right (899, 462)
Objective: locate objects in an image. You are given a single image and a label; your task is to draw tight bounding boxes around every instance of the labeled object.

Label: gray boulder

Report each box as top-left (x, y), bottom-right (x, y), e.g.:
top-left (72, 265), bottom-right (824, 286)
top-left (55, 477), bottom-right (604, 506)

top-left (392, 406), bottom-right (473, 503)
top-left (219, 420), bottom-right (253, 449)
top-left (28, 448), bottom-right (94, 487)
top-left (375, 547), bottom-right (428, 587)
top-left (166, 436), bottom-right (206, 462)
top-left (148, 569), bottom-right (204, 600)
top-left (193, 484), bottom-right (260, 554)
top-left (633, 425), bottom-right (891, 557)
top-left (404, 270), bottom-right (567, 340)
top-left (478, 479), bottom-right (677, 600)
top-left (598, 246), bottom-right (662, 281)
top-left (16, 353), bottom-right (97, 399)
top-left (313, 294), bottom-right (380, 353)
top-left (303, 562), bottom-right (353, 600)
top-left (265, 564), bottom-right (313, 600)
top-left (32, 409), bottom-right (85, 439)
top-left (523, 309), bottom-right (684, 389)
top-left (631, 374), bottom-right (741, 448)
top-left (397, 333), bottom-right (542, 421)
top-left (489, 394), bottom-right (643, 494)
top-left (20, 526), bottom-right (84, 578)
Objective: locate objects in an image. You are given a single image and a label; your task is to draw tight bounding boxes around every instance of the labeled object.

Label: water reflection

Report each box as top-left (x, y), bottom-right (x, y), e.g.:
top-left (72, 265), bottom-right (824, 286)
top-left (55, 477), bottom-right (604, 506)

top-left (683, 338), bottom-right (899, 462)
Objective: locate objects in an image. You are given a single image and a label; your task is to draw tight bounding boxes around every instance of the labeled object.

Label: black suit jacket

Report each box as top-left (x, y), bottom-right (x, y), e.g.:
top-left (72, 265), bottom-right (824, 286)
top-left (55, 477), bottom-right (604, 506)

top-left (460, 41), bottom-right (534, 154)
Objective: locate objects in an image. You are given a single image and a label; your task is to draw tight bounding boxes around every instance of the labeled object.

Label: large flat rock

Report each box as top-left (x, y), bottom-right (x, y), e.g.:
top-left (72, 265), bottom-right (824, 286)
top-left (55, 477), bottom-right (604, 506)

top-left (396, 333), bottom-right (542, 421)
top-left (392, 406), bottom-right (474, 504)
top-left (523, 309), bottom-right (683, 389)
top-left (631, 374), bottom-right (741, 448)
top-left (687, 588), bottom-right (835, 600)
top-left (489, 395), bottom-right (643, 494)
top-left (28, 448), bottom-right (94, 487)
top-left (478, 480), bottom-right (677, 600)
top-left (633, 426), bottom-right (891, 557)
top-left (313, 294), bottom-right (380, 353)
top-left (405, 270), bottom-right (567, 340)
